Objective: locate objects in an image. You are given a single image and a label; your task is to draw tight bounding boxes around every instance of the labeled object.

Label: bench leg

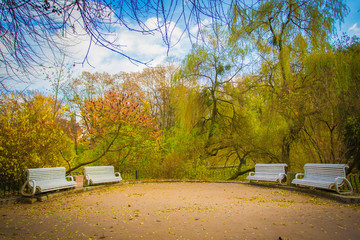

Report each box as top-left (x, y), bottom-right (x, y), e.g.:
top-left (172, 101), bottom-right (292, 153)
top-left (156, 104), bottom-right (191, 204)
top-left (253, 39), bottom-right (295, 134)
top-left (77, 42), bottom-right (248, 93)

top-left (278, 173), bottom-right (287, 185)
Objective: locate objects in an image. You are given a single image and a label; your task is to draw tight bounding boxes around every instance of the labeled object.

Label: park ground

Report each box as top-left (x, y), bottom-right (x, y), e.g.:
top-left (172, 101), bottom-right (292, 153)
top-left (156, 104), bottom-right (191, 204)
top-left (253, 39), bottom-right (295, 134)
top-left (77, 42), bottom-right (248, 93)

top-left (0, 182), bottom-right (360, 240)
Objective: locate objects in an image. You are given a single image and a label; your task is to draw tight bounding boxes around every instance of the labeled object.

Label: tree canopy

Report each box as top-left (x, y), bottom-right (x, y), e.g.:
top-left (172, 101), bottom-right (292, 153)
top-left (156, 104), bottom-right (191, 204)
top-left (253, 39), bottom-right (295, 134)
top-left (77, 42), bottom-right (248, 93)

top-left (1, 0), bottom-right (359, 184)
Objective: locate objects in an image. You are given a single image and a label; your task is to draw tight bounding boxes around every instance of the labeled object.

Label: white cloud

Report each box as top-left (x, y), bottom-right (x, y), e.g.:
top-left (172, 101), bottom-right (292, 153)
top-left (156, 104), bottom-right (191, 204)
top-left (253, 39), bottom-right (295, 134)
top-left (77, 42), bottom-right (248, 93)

top-left (4, 14), bottom-right (193, 91)
top-left (64, 17), bottom-right (191, 76)
top-left (348, 23), bottom-right (360, 33)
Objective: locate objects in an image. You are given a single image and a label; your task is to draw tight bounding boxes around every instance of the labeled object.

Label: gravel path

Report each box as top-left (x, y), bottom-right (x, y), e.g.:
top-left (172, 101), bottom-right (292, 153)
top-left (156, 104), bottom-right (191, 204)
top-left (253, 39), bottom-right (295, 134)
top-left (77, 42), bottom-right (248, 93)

top-left (0, 182), bottom-right (359, 239)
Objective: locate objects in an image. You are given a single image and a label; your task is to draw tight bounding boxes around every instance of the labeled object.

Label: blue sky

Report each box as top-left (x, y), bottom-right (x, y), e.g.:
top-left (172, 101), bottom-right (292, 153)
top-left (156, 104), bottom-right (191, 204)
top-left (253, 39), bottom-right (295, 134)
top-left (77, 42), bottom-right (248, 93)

top-left (62, 0), bottom-right (360, 73)
top-left (24, 0), bottom-right (360, 91)
top-left (340, 0), bottom-right (360, 37)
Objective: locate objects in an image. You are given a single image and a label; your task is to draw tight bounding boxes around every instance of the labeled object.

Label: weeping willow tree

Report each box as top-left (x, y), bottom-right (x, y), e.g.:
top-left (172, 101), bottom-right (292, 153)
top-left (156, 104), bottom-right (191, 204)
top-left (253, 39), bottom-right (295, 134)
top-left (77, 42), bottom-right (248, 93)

top-left (173, 24), bottom-right (259, 174)
top-left (230, 0), bottom-right (348, 169)
top-left (336, 38), bottom-right (360, 172)
top-left (301, 36), bottom-right (360, 172)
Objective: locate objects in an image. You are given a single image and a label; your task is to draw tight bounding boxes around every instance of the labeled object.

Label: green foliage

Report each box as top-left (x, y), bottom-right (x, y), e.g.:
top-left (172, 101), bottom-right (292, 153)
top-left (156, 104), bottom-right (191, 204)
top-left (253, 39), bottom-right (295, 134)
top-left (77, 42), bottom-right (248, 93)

top-left (336, 37), bottom-right (360, 170)
top-left (228, 0), bottom-right (349, 170)
top-left (158, 126), bottom-right (205, 177)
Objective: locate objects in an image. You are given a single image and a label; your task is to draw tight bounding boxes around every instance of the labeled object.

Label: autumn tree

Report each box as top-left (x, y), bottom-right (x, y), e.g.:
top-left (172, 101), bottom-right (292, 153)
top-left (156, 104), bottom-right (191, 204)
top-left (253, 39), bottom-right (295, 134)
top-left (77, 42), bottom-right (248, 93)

top-left (64, 71), bottom-right (116, 103)
top-left (65, 90), bottom-right (158, 173)
top-left (0, 93), bottom-right (72, 182)
top-left (115, 65), bottom-right (178, 131)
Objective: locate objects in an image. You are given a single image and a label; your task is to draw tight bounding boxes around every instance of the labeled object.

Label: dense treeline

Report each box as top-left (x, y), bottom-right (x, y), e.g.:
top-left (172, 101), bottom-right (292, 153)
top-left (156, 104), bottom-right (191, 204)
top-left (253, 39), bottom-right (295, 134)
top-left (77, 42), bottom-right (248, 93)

top-left (1, 1), bottom-right (359, 182)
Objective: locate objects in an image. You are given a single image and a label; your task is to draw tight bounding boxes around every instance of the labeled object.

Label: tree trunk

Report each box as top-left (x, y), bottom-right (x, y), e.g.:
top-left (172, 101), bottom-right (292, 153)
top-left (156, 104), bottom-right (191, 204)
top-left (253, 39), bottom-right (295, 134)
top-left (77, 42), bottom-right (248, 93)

top-left (282, 136), bottom-right (291, 168)
top-left (228, 151), bottom-right (252, 180)
top-left (205, 89), bottom-right (218, 154)
top-left (228, 167), bottom-right (254, 180)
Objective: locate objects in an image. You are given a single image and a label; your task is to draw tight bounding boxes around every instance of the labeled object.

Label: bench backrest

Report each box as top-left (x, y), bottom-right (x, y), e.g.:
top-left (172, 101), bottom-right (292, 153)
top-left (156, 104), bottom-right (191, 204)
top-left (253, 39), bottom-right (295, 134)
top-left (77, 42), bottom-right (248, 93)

top-left (254, 164), bottom-right (287, 174)
top-left (304, 163), bottom-right (348, 180)
top-left (26, 167), bottom-right (67, 182)
top-left (84, 166), bottom-right (116, 177)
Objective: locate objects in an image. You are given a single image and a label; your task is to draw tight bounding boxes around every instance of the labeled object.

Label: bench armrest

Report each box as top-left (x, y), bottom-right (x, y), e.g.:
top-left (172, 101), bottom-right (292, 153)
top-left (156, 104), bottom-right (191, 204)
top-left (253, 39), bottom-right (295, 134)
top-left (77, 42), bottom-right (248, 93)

top-left (278, 173), bottom-right (286, 178)
top-left (335, 177), bottom-right (353, 194)
top-left (248, 172), bottom-right (255, 177)
top-left (115, 172), bottom-right (121, 178)
top-left (66, 176), bottom-right (74, 182)
top-left (21, 180), bottom-right (37, 197)
top-left (295, 173), bottom-right (304, 179)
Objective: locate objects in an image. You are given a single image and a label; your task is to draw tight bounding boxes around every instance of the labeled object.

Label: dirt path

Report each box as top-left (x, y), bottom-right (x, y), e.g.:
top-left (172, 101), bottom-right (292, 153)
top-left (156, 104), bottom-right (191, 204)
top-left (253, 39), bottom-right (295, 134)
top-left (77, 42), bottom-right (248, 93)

top-left (0, 182), bottom-right (359, 240)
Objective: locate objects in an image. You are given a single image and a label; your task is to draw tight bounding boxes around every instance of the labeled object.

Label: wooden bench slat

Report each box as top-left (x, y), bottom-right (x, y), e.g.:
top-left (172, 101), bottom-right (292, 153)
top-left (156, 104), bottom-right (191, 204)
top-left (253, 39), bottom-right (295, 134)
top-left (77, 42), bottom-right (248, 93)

top-left (291, 163), bottom-right (353, 194)
top-left (21, 167), bottom-right (76, 196)
top-left (84, 166), bottom-right (122, 186)
top-left (247, 164), bottom-right (287, 184)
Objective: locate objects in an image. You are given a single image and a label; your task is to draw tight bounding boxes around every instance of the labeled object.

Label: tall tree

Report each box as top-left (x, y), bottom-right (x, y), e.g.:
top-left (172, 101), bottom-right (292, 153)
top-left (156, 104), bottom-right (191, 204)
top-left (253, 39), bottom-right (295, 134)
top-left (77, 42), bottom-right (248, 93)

top-left (298, 36), bottom-right (360, 172)
top-left (133, 65), bottom-right (177, 131)
top-left (231, 0), bottom-right (348, 168)
top-left (337, 38), bottom-right (360, 171)
top-left (179, 24), bottom-right (250, 168)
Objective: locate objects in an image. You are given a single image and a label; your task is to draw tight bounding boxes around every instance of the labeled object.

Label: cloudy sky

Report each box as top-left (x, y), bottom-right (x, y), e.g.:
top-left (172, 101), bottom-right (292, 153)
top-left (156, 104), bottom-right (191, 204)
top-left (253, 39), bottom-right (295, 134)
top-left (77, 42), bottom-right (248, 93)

top-left (70, 0), bottom-right (360, 71)
top-left (27, 16), bottom-right (194, 91)
top-left (341, 0), bottom-right (360, 39)
top-left (26, 0), bottom-right (360, 92)
top-left (68, 17), bottom-right (192, 74)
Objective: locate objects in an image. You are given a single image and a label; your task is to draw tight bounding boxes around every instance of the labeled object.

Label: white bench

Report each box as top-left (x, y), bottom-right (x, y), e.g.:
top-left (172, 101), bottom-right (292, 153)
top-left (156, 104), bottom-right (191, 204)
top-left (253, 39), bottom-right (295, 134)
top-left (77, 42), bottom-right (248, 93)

top-left (247, 163), bottom-right (288, 184)
top-left (291, 163), bottom-right (353, 194)
top-left (83, 166), bottom-right (122, 186)
top-left (21, 167), bottom-right (76, 196)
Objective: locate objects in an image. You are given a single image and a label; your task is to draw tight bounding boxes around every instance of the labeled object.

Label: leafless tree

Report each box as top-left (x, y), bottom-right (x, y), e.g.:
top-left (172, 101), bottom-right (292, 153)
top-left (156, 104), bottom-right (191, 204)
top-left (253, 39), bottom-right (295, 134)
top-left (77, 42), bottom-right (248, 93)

top-left (0, 0), bottom-right (242, 92)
